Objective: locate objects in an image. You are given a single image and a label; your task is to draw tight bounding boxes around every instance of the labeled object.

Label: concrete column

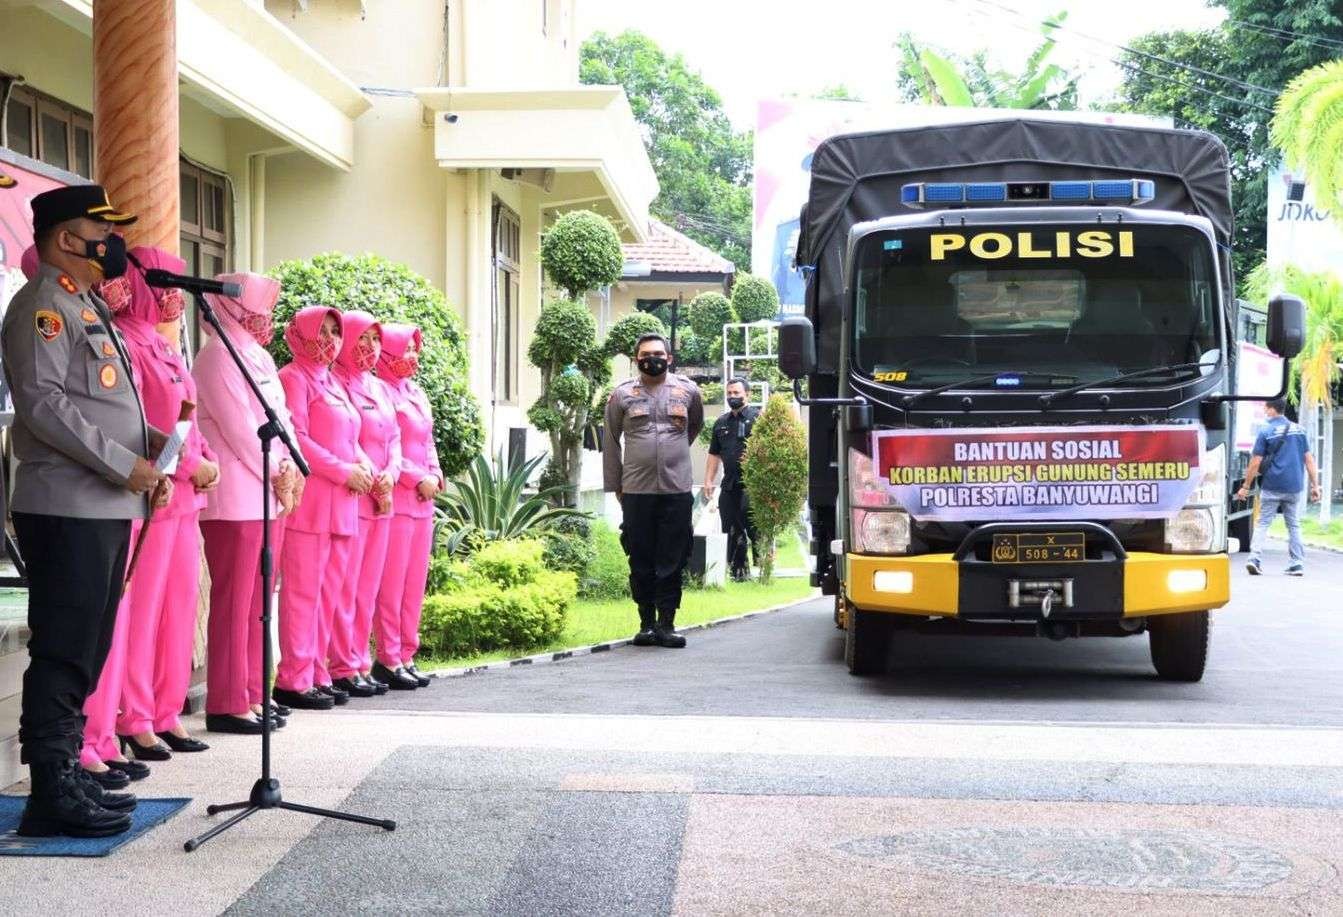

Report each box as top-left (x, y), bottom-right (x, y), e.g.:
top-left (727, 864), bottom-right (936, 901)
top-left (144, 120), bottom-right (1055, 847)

top-left (92, 0), bottom-right (179, 254)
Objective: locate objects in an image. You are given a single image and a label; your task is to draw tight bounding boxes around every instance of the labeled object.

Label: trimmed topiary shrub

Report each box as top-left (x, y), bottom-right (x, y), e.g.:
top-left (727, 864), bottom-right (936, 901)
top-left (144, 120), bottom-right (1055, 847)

top-left (605, 310), bottom-right (668, 359)
top-left (540, 210), bottom-right (624, 300)
top-left (420, 539), bottom-right (577, 657)
top-left (741, 394), bottom-right (808, 583)
top-left (687, 291), bottom-right (735, 341)
top-left (731, 273), bottom-right (781, 323)
top-left (268, 252), bottom-right (483, 477)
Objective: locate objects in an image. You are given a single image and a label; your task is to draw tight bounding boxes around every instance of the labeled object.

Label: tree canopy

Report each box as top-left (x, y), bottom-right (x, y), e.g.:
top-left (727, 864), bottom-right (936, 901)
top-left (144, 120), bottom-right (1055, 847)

top-left (1114, 0), bottom-right (1343, 284)
top-left (580, 30), bottom-right (753, 269)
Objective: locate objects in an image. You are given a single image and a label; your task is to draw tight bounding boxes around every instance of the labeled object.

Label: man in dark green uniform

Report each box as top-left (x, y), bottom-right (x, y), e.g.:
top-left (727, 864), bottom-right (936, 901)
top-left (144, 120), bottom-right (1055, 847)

top-left (3, 185), bottom-right (171, 837)
top-left (703, 377), bottom-right (760, 581)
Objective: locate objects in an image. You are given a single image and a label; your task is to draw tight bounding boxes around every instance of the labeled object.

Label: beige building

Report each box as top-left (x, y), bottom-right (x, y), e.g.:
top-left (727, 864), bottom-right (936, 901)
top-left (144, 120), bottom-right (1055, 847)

top-left (0, 0), bottom-right (655, 786)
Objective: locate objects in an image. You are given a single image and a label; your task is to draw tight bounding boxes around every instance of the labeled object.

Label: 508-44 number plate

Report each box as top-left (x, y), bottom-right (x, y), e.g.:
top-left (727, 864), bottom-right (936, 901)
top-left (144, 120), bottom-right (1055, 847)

top-left (992, 532), bottom-right (1084, 564)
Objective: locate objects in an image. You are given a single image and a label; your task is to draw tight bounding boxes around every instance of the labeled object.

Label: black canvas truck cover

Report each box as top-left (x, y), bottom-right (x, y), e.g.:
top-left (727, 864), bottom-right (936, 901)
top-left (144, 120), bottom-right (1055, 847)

top-left (797, 118), bottom-right (1233, 374)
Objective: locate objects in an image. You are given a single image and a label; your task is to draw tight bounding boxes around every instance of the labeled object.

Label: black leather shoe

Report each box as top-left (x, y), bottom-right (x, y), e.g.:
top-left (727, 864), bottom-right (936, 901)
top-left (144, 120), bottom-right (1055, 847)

top-left (18, 762), bottom-right (132, 838)
top-left (403, 663), bottom-right (431, 687)
top-left (206, 713), bottom-right (266, 735)
top-left (333, 676), bottom-right (376, 698)
top-left (119, 734), bottom-right (172, 761)
top-left (655, 609), bottom-right (687, 649)
top-left (315, 684), bottom-right (350, 706)
top-left (105, 758), bottom-right (150, 781)
top-left (156, 731), bottom-right (210, 753)
top-left (272, 687), bottom-right (336, 710)
top-left (358, 674), bottom-right (389, 695)
top-left (268, 701), bottom-right (292, 718)
top-left (83, 766), bottom-right (130, 790)
top-left (75, 768), bottom-right (137, 812)
top-left (372, 661), bottom-right (418, 691)
top-left (632, 605), bottom-right (658, 646)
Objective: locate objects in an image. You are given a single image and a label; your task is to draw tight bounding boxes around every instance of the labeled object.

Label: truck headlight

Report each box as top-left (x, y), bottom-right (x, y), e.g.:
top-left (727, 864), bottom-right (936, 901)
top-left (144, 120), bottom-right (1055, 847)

top-left (853, 508), bottom-right (912, 554)
top-left (1165, 444), bottom-right (1225, 553)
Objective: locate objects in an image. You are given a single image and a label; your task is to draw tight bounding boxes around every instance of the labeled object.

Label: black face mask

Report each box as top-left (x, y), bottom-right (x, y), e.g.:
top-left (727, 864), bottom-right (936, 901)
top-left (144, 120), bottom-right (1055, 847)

top-left (727, 396), bottom-right (746, 410)
top-left (68, 231), bottom-right (128, 279)
top-left (637, 355), bottom-right (668, 377)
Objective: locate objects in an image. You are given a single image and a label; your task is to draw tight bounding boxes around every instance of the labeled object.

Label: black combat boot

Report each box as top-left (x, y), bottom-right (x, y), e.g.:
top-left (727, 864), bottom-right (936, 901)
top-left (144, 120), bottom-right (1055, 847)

top-left (74, 767), bottom-right (138, 812)
top-left (655, 609), bottom-right (687, 648)
top-left (632, 606), bottom-right (658, 646)
top-left (17, 760), bottom-right (132, 838)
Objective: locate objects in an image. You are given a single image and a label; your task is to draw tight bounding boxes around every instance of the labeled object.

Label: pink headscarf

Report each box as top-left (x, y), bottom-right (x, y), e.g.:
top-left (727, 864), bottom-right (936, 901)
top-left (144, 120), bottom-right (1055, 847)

top-left (107, 246), bottom-right (187, 349)
top-left (19, 245), bottom-right (38, 281)
top-left (284, 306), bottom-right (342, 377)
top-left (203, 272), bottom-right (281, 345)
top-left (332, 309), bottom-right (382, 400)
top-left (377, 322), bottom-right (422, 386)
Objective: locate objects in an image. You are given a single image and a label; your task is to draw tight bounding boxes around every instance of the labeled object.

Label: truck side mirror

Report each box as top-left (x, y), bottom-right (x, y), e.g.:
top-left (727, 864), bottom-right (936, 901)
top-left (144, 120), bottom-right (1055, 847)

top-left (778, 316), bottom-right (816, 379)
top-left (1266, 293), bottom-right (1306, 360)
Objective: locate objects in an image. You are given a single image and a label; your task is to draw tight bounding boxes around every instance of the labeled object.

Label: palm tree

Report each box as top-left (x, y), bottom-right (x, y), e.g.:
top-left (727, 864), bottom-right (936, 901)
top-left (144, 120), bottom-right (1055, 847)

top-left (1244, 263), bottom-right (1343, 410)
top-left (1271, 59), bottom-right (1343, 226)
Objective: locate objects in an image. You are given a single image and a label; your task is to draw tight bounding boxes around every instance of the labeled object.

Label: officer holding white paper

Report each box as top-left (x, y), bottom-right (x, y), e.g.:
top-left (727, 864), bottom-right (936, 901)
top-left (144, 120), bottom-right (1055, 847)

top-left (1, 185), bottom-right (172, 838)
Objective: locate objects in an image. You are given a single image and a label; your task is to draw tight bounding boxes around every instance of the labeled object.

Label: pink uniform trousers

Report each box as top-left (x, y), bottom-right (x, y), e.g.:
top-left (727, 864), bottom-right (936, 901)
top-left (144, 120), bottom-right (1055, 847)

top-left (203, 519), bottom-right (285, 715)
top-left (116, 512), bottom-right (202, 736)
top-left (277, 528), bottom-right (353, 692)
top-left (80, 521), bottom-right (141, 767)
top-left (374, 514), bottom-right (434, 667)
top-left (329, 515), bottom-right (391, 679)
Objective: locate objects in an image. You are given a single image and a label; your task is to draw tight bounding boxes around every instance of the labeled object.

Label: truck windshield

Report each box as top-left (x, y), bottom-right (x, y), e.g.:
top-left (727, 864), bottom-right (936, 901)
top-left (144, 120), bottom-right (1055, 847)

top-left (852, 223), bottom-right (1220, 388)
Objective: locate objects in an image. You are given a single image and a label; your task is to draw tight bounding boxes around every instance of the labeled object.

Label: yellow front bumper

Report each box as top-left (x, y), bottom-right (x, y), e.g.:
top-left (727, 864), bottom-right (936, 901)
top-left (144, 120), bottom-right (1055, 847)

top-left (845, 551), bottom-right (1230, 618)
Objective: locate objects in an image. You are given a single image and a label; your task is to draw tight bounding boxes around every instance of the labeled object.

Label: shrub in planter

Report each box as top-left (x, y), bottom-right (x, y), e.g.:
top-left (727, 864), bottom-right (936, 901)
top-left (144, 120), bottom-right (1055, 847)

top-left (731, 273), bottom-right (781, 323)
top-left (420, 539), bottom-right (578, 657)
top-left (268, 252), bottom-right (482, 477)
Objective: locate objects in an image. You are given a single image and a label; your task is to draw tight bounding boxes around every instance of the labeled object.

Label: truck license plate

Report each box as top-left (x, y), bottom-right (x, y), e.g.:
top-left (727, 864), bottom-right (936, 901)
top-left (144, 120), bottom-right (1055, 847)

top-left (992, 532), bottom-right (1084, 564)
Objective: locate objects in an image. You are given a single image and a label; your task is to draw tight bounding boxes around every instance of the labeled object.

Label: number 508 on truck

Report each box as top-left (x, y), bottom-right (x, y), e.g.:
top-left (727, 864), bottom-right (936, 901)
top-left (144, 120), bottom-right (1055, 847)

top-left (779, 119), bottom-right (1305, 680)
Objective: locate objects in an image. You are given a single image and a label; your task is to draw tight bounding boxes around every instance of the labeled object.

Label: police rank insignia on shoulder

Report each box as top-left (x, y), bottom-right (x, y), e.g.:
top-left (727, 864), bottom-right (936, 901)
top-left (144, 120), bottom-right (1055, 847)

top-left (35, 310), bottom-right (63, 342)
top-left (57, 274), bottom-right (78, 294)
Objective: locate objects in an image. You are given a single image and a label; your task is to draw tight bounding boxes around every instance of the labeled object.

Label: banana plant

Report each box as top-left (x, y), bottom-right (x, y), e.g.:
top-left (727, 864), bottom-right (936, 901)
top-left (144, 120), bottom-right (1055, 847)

top-left (434, 450), bottom-right (588, 556)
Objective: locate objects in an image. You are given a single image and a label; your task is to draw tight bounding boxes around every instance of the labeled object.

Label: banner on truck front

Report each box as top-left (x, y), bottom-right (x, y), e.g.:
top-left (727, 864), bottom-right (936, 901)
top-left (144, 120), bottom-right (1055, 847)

top-left (872, 424), bottom-right (1204, 522)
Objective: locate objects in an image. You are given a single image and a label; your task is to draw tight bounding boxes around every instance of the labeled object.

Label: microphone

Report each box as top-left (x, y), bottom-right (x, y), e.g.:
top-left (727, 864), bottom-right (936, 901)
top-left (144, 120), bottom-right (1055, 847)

top-left (142, 269), bottom-right (242, 299)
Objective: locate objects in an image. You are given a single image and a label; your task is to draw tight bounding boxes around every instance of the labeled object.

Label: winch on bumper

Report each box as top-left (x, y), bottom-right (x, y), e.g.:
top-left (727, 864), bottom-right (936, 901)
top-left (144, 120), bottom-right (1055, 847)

top-left (845, 522), bottom-right (1230, 621)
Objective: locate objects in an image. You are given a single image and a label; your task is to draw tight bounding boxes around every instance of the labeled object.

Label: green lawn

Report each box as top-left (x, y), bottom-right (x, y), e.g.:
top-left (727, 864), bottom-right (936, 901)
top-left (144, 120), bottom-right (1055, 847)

top-left (1268, 514), bottom-right (1343, 550)
top-left (421, 574), bottom-right (816, 670)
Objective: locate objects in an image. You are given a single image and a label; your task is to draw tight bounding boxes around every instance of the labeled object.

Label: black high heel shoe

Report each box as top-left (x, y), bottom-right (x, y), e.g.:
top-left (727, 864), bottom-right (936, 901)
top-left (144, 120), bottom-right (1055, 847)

top-left (155, 731), bottom-right (210, 753)
top-left (119, 734), bottom-right (172, 761)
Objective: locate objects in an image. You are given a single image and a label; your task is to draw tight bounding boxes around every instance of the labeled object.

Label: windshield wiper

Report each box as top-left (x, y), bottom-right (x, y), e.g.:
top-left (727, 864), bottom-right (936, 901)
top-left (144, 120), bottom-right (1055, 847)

top-left (901, 371), bottom-right (1075, 408)
top-left (1038, 362), bottom-right (1205, 409)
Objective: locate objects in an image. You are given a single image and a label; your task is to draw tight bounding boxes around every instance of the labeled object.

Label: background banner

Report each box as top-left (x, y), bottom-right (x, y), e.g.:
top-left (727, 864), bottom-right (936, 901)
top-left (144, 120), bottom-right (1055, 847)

top-left (873, 424), bottom-right (1204, 522)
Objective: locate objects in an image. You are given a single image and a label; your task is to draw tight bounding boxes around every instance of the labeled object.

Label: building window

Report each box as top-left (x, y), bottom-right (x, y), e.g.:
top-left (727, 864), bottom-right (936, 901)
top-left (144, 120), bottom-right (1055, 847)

top-left (180, 160), bottom-right (231, 353)
top-left (2, 84), bottom-right (94, 179)
top-left (492, 201), bottom-right (521, 405)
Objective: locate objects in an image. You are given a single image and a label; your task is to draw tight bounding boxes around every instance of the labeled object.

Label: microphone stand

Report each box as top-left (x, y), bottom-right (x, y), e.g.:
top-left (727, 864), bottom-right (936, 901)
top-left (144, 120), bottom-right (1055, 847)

top-left (184, 291), bottom-right (395, 852)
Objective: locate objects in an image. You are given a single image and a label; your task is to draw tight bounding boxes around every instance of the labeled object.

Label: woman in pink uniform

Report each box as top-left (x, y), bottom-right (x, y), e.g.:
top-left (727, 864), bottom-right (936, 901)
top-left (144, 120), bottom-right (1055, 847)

top-left (196, 273), bottom-right (303, 733)
top-left (373, 324), bottom-right (442, 687)
top-left (274, 307), bottom-right (373, 711)
top-left (18, 247), bottom-right (150, 787)
top-left (114, 247), bottom-right (220, 761)
top-left (329, 311), bottom-right (410, 694)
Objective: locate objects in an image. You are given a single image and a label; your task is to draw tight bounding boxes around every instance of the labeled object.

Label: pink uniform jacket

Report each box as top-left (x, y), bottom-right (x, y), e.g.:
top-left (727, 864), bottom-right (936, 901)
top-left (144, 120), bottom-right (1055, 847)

top-left (113, 248), bottom-right (215, 518)
top-left (378, 324), bottom-right (442, 519)
top-left (195, 273), bottom-right (294, 521)
top-left (332, 311), bottom-right (401, 520)
top-left (278, 307), bottom-right (368, 537)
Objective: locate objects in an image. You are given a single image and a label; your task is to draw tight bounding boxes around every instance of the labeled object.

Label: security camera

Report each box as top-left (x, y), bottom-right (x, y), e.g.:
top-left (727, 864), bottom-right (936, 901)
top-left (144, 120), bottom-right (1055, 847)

top-left (444, 113), bottom-right (459, 124)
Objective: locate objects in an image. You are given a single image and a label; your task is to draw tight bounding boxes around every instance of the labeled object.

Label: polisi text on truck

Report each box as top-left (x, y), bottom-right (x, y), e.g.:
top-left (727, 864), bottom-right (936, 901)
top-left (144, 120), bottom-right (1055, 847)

top-left (929, 229), bottom-right (1136, 261)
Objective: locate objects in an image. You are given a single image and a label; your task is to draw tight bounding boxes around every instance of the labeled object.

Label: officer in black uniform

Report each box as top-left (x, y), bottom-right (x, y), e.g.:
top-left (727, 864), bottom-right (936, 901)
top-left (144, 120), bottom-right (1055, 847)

top-left (703, 377), bottom-right (760, 581)
top-left (2, 185), bottom-right (172, 838)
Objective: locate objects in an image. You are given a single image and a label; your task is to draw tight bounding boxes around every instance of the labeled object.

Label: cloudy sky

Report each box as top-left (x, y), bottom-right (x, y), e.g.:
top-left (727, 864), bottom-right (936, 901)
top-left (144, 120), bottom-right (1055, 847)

top-left (575, 0), bottom-right (1227, 127)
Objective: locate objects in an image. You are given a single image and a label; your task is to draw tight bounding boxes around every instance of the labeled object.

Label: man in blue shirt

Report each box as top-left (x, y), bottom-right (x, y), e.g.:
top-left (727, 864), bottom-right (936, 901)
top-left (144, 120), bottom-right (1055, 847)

top-left (1236, 398), bottom-right (1321, 575)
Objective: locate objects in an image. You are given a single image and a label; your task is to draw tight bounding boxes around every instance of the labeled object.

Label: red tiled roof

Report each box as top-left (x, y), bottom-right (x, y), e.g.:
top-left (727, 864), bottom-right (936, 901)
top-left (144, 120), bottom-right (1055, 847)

top-left (622, 219), bottom-right (735, 277)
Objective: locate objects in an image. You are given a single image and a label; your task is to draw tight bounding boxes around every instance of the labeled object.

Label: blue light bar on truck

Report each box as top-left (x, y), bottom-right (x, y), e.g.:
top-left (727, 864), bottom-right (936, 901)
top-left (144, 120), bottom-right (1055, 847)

top-left (901, 179), bottom-right (1156, 208)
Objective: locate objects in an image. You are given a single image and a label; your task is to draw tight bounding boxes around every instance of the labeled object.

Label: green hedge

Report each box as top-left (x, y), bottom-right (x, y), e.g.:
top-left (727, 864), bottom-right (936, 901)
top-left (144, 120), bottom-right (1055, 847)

top-left (267, 252), bottom-right (483, 477)
top-left (420, 540), bottom-right (577, 657)
top-left (581, 520), bottom-right (629, 600)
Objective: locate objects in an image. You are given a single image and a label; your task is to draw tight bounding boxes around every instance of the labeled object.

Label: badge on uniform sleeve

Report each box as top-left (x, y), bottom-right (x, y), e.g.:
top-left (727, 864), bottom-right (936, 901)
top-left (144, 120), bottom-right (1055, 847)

top-left (35, 310), bottom-right (63, 342)
top-left (58, 274), bottom-right (78, 294)
top-left (81, 307), bottom-right (98, 324)
top-left (99, 364), bottom-right (118, 389)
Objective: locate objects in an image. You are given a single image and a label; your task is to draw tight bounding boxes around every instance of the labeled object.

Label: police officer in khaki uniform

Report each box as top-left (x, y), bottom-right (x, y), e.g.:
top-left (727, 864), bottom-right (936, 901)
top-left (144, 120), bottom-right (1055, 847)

top-left (3, 185), bottom-right (172, 838)
top-left (604, 333), bottom-right (703, 648)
